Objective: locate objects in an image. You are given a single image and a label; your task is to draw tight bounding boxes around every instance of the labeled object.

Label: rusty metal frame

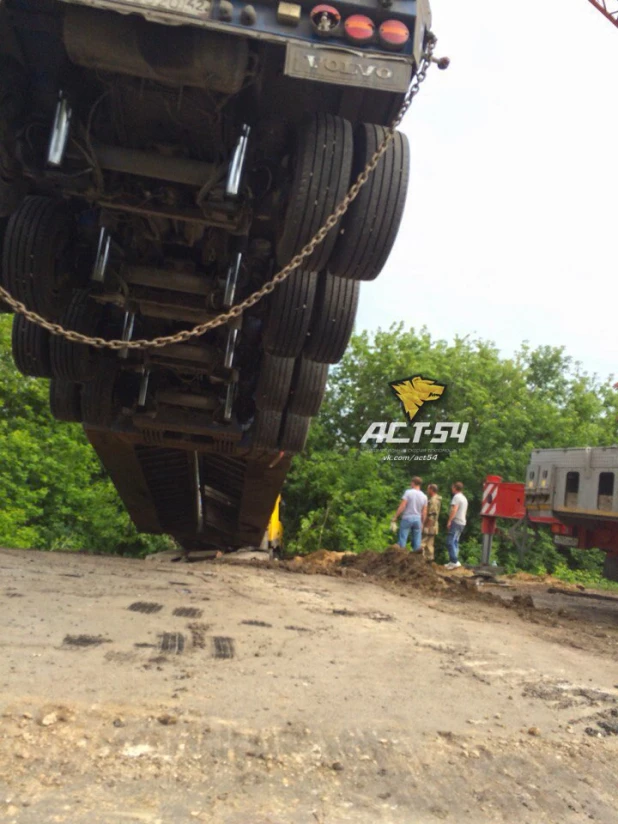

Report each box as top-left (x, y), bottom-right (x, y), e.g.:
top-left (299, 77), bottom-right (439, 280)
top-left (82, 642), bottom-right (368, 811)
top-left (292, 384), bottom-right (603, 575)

top-left (587, 0), bottom-right (618, 28)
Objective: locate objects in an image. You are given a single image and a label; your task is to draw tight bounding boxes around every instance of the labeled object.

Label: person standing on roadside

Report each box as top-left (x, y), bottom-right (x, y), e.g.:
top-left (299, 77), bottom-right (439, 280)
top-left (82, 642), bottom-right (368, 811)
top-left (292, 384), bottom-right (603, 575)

top-left (445, 481), bottom-right (468, 569)
top-left (392, 476), bottom-right (427, 553)
top-left (421, 483), bottom-right (442, 561)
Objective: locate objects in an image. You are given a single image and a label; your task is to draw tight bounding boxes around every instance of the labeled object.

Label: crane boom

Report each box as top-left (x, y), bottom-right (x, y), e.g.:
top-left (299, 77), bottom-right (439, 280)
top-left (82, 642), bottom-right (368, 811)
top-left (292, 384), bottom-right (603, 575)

top-left (588, 0), bottom-right (618, 28)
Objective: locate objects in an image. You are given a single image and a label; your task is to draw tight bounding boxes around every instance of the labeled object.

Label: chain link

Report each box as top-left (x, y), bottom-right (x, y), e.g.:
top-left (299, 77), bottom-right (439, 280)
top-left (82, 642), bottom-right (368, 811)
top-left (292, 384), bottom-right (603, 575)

top-left (0, 36), bottom-right (436, 352)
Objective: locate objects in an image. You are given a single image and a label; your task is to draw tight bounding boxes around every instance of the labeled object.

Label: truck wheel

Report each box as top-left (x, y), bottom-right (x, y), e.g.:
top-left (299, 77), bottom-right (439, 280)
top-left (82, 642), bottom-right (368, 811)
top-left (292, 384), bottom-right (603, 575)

top-left (1, 196), bottom-right (75, 319)
top-left (50, 290), bottom-right (105, 382)
top-left (304, 273), bottom-right (359, 364)
top-left (252, 409), bottom-right (282, 450)
top-left (49, 378), bottom-right (82, 423)
top-left (328, 125), bottom-right (409, 281)
top-left (81, 360), bottom-right (119, 426)
top-left (276, 113), bottom-right (353, 271)
top-left (262, 268), bottom-right (317, 358)
top-left (11, 313), bottom-right (52, 377)
top-left (255, 353), bottom-right (295, 412)
top-left (280, 412), bottom-right (310, 454)
top-left (288, 358), bottom-right (329, 417)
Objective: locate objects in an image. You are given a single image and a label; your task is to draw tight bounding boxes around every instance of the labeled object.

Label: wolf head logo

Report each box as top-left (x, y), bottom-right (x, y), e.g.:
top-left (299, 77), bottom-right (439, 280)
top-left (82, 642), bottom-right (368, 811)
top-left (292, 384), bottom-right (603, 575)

top-left (389, 376), bottom-right (446, 423)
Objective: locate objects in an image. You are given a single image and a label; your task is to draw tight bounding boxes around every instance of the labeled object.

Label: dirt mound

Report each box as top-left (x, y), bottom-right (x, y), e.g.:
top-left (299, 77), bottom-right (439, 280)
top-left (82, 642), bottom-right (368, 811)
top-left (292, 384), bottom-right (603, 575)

top-left (283, 549), bottom-right (347, 575)
top-left (340, 547), bottom-right (448, 593)
top-left (507, 572), bottom-right (581, 591)
top-left (275, 547), bottom-right (448, 592)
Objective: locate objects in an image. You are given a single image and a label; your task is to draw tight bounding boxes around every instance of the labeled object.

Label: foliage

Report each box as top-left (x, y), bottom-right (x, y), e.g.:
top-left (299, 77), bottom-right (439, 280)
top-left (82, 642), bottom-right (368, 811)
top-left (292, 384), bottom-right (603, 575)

top-left (284, 325), bottom-right (618, 581)
top-left (0, 316), bottom-right (170, 555)
top-left (1, 310), bottom-right (617, 579)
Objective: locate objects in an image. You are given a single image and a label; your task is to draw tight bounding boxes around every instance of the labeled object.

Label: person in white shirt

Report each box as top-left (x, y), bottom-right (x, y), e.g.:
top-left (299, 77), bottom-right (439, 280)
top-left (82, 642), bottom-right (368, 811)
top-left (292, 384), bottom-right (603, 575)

top-left (445, 481), bottom-right (468, 569)
top-left (392, 476), bottom-right (428, 552)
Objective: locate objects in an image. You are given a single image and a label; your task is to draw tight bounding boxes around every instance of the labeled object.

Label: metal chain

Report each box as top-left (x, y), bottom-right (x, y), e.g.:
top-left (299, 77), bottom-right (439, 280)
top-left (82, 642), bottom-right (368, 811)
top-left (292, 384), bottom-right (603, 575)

top-left (0, 36), bottom-right (437, 351)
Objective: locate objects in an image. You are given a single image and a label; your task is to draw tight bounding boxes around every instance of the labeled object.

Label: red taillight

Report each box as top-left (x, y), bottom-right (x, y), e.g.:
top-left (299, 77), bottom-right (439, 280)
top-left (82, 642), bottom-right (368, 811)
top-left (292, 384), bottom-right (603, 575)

top-left (344, 14), bottom-right (375, 44)
top-left (379, 19), bottom-right (410, 50)
top-left (310, 4), bottom-right (341, 35)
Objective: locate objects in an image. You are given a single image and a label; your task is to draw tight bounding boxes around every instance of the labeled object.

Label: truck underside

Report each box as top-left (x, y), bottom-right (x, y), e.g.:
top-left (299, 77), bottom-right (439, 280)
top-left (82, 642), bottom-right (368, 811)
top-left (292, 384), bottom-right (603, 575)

top-left (0, 0), bottom-right (426, 548)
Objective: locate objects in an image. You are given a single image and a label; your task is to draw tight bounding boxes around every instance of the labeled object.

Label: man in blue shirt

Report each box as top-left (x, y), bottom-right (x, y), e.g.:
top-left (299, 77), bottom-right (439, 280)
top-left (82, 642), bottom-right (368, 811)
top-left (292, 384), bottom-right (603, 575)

top-left (392, 477), bottom-right (428, 552)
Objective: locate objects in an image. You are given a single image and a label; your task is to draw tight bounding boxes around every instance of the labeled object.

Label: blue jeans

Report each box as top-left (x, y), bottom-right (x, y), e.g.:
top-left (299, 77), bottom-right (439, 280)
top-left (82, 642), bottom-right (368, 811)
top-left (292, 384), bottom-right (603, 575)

top-left (399, 516), bottom-right (422, 551)
top-left (446, 522), bottom-right (464, 563)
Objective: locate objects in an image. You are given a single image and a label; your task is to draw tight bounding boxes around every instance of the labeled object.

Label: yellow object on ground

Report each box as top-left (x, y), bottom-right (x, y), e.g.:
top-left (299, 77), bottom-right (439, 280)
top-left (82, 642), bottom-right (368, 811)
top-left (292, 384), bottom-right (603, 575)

top-left (261, 495), bottom-right (283, 552)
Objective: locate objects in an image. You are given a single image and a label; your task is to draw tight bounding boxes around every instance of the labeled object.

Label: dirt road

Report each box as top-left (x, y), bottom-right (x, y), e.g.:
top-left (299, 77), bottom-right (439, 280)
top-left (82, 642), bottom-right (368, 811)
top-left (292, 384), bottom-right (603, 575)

top-left (1, 548), bottom-right (617, 824)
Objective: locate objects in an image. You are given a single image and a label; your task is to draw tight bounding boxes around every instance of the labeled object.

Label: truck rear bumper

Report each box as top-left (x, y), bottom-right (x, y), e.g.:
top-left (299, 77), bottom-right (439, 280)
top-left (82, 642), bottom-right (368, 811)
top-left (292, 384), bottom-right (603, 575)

top-left (59, 0), bottom-right (429, 91)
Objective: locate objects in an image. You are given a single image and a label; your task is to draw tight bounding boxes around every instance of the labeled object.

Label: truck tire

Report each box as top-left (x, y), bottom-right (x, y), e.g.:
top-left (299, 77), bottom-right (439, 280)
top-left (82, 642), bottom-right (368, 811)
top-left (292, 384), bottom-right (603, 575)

top-left (262, 268), bottom-right (317, 358)
top-left (81, 360), bottom-right (119, 426)
top-left (288, 357), bottom-right (329, 417)
top-left (304, 273), bottom-right (359, 364)
top-left (49, 378), bottom-right (82, 423)
top-left (11, 313), bottom-right (52, 377)
top-left (1, 196), bottom-right (75, 319)
top-left (252, 409), bottom-right (282, 450)
top-left (50, 290), bottom-right (105, 382)
top-left (328, 125), bottom-right (409, 281)
top-left (280, 412), bottom-right (310, 454)
top-left (255, 353), bottom-right (295, 412)
top-left (276, 113), bottom-right (353, 271)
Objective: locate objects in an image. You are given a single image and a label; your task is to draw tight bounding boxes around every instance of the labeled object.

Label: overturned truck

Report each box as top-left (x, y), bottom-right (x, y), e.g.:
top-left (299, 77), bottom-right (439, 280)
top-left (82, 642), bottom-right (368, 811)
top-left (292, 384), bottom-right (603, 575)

top-left (0, 0), bottom-right (431, 549)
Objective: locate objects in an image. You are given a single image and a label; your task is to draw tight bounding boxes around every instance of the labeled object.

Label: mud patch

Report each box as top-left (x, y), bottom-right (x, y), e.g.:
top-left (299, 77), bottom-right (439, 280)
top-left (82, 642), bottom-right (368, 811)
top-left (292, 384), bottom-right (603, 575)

top-left (285, 625), bottom-right (311, 633)
top-left (4, 590), bottom-right (23, 597)
top-left (63, 634), bottom-right (110, 648)
top-left (523, 680), bottom-right (617, 710)
top-left (366, 611), bottom-right (395, 623)
top-left (213, 636), bottom-right (235, 659)
top-left (582, 707), bottom-right (618, 737)
top-left (241, 620), bottom-right (272, 628)
top-left (332, 608), bottom-right (394, 622)
top-left (105, 650), bottom-right (137, 664)
top-left (173, 607), bottom-right (203, 618)
top-left (158, 632), bottom-right (185, 654)
top-left (128, 602), bottom-right (163, 614)
top-left (187, 622), bottom-right (210, 649)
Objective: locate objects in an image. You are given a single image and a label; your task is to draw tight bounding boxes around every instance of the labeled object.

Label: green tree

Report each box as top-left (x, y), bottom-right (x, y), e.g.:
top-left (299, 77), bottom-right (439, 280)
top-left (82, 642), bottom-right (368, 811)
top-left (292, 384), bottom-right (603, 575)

top-left (283, 325), bottom-right (618, 576)
top-left (0, 316), bottom-right (169, 554)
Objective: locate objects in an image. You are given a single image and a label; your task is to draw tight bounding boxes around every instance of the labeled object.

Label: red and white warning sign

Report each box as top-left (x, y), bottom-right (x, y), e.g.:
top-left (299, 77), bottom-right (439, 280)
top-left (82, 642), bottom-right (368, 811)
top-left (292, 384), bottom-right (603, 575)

top-left (481, 483), bottom-right (499, 516)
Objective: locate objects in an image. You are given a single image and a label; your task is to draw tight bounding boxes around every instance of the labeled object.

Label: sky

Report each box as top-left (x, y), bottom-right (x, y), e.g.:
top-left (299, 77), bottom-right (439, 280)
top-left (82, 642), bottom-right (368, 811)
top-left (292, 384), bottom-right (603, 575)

top-left (355, 0), bottom-right (618, 382)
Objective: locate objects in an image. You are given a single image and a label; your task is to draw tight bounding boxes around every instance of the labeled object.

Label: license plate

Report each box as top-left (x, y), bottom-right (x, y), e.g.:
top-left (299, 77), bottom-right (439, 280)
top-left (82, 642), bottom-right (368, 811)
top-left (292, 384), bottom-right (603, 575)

top-left (553, 535), bottom-right (579, 548)
top-left (285, 43), bottom-right (412, 94)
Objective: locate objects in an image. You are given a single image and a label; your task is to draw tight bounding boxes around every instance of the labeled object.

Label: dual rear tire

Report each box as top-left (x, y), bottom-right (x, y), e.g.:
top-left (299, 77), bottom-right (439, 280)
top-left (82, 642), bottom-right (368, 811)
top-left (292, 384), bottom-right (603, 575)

top-left (255, 116), bottom-right (409, 453)
top-left (265, 118), bottom-right (409, 368)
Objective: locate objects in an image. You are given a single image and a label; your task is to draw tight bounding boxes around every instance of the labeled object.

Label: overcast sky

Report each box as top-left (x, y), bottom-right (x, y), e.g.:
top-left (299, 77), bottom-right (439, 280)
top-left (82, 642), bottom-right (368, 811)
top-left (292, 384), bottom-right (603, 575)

top-left (355, 0), bottom-right (618, 382)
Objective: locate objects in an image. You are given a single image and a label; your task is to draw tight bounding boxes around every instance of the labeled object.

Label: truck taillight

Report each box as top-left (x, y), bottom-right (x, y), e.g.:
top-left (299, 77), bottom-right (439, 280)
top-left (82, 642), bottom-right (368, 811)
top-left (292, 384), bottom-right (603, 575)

top-left (378, 20), bottom-right (410, 50)
top-left (310, 4), bottom-right (341, 35)
top-left (343, 14), bottom-right (375, 44)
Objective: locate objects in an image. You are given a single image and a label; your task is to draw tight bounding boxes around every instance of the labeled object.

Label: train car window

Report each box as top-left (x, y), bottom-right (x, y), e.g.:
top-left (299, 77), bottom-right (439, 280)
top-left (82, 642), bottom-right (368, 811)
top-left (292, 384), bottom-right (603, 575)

top-left (564, 472), bottom-right (579, 508)
top-left (598, 472), bottom-right (614, 512)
